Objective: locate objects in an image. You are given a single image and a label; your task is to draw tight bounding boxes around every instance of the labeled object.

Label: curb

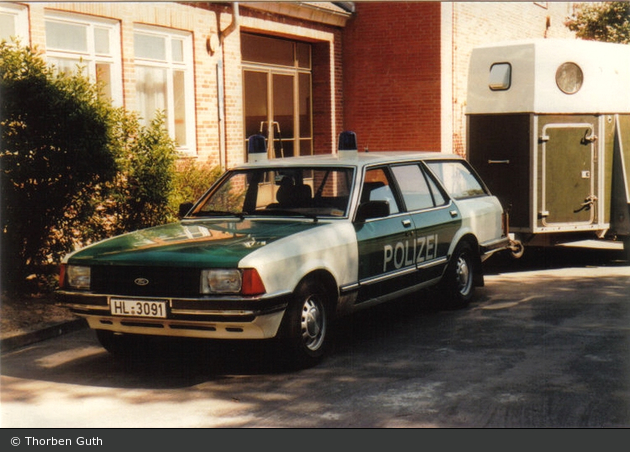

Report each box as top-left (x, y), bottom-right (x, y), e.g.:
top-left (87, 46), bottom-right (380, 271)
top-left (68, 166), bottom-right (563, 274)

top-left (1, 318), bottom-right (87, 354)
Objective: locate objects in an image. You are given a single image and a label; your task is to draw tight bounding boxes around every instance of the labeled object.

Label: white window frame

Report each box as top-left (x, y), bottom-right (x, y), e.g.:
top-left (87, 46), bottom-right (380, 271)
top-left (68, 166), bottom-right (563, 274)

top-left (134, 24), bottom-right (196, 156)
top-left (0, 2), bottom-right (29, 45)
top-left (44, 10), bottom-right (122, 106)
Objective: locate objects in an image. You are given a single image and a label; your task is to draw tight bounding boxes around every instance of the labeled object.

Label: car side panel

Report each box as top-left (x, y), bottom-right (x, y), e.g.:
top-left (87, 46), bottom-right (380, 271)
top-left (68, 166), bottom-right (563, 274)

top-left (239, 222), bottom-right (359, 296)
top-left (408, 202), bottom-right (462, 282)
top-left (354, 212), bottom-right (417, 303)
top-left (453, 196), bottom-right (505, 247)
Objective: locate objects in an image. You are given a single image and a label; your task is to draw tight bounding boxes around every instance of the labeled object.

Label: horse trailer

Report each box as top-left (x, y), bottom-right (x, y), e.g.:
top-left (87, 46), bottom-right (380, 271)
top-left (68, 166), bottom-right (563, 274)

top-left (466, 39), bottom-right (630, 259)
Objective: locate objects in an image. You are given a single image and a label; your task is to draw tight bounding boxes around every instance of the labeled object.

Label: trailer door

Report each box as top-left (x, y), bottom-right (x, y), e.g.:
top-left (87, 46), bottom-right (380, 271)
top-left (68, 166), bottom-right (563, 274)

top-left (539, 122), bottom-right (597, 227)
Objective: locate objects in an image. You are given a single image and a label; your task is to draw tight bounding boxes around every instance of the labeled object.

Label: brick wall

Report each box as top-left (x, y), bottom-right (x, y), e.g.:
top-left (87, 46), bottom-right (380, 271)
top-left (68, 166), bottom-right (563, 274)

top-left (21, 1), bottom-right (579, 165)
top-left (342, 1), bottom-right (577, 156)
top-left (27, 2), bottom-right (224, 166)
top-left (342, 2), bottom-right (443, 152)
top-left (24, 2), bottom-right (346, 168)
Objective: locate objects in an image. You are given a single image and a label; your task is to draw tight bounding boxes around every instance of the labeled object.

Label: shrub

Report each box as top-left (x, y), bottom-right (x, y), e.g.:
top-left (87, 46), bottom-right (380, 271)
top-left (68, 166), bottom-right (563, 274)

top-left (1, 40), bottom-right (180, 292)
top-left (1, 40), bottom-right (116, 291)
top-left (171, 158), bottom-right (224, 209)
top-left (105, 110), bottom-right (178, 235)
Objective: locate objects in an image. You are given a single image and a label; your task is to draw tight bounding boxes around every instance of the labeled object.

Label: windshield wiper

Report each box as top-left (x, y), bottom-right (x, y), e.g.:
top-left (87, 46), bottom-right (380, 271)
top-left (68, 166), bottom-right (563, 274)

top-left (191, 210), bottom-right (245, 220)
top-left (257, 209), bottom-right (318, 222)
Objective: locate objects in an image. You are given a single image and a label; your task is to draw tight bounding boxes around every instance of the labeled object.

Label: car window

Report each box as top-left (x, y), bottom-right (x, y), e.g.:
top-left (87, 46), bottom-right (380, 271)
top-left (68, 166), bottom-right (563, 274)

top-left (425, 160), bottom-right (487, 199)
top-left (195, 167), bottom-right (354, 217)
top-left (391, 164), bottom-right (447, 211)
top-left (362, 168), bottom-right (400, 214)
top-left (425, 172), bottom-right (447, 206)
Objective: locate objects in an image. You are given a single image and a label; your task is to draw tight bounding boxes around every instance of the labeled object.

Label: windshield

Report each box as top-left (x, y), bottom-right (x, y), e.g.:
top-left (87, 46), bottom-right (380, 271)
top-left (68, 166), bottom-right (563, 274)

top-left (191, 167), bottom-right (355, 219)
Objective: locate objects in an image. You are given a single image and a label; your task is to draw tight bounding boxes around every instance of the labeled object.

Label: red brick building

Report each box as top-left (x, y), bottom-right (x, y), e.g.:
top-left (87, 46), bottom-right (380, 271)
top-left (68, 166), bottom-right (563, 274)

top-left (343, 2), bottom-right (576, 155)
top-left (1, 1), bottom-right (577, 166)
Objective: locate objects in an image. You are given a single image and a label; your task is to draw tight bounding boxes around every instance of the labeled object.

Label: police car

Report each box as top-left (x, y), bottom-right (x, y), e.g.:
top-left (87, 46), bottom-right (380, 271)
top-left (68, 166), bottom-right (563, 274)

top-left (57, 133), bottom-right (510, 367)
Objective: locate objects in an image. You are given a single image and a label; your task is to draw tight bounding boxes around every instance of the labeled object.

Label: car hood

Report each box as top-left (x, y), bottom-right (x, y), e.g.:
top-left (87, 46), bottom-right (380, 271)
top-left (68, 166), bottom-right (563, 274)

top-left (65, 219), bottom-right (325, 267)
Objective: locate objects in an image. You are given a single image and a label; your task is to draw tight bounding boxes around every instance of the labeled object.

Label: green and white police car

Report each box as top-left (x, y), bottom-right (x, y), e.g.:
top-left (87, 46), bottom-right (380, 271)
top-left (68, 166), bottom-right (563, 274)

top-left (57, 133), bottom-right (510, 366)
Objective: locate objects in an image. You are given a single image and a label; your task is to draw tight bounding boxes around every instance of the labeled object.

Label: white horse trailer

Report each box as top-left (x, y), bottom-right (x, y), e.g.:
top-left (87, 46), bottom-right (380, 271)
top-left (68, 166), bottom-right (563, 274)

top-left (466, 39), bottom-right (630, 259)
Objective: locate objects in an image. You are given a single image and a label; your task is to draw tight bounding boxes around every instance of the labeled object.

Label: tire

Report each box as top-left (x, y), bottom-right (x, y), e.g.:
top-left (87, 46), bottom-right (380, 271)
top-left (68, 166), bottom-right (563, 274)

top-left (441, 241), bottom-right (477, 309)
top-left (279, 278), bottom-right (331, 367)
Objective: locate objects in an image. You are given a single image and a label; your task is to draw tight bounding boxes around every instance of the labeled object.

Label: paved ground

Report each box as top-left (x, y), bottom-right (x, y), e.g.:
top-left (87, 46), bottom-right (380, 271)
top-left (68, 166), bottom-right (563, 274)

top-left (1, 243), bottom-right (628, 428)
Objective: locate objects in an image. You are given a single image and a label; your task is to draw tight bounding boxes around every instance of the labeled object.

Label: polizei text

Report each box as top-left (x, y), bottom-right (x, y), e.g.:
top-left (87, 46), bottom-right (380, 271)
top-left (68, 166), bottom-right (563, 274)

top-left (383, 234), bottom-right (438, 272)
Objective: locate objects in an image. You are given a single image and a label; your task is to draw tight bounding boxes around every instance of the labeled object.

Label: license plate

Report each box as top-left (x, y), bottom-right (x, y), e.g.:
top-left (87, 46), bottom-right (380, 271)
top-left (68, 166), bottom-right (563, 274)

top-left (110, 299), bottom-right (167, 318)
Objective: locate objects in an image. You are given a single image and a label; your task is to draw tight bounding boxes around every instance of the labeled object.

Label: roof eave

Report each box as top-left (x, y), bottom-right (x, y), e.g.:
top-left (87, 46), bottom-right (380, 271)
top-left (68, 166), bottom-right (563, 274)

top-left (240, 2), bottom-right (353, 27)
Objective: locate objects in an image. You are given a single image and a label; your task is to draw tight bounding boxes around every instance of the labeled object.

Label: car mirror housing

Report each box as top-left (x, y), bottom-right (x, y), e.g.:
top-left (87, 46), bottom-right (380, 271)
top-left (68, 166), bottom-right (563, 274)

top-left (178, 202), bottom-right (194, 218)
top-left (355, 200), bottom-right (390, 222)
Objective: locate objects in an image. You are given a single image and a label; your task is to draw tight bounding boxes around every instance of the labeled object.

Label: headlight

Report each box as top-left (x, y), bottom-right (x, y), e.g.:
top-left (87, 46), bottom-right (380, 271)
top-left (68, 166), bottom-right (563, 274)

top-left (65, 265), bottom-right (91, 290)
top-left (200, 268), bottom-right (266, 295)
top-left (201, 269), bottom-right (242, 294)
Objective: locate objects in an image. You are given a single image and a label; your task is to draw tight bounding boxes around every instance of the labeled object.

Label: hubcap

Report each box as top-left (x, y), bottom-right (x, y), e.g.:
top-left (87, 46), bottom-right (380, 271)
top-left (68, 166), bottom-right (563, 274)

top-left (456, 254), bottom-right (472, 295)
top-left (300, 296), bottom-right (325, 351)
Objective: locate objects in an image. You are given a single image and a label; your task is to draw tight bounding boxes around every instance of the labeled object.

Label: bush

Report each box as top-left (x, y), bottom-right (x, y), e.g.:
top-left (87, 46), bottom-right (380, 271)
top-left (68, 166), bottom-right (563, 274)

top-left (171, 158), bottom-right (224, 208)
top-left (1, 40), bottom-right (117, 291)
top-left (1, 40), bottom-right (180, 292)
top-left (105, 110), bottom-right (178, 235)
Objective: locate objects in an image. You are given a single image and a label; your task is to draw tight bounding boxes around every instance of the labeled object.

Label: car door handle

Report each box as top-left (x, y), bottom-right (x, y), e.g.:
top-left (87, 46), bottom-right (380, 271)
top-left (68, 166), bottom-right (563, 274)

top-left (402, 219), bottom-right (412, 227)
top-left (450, 210), bottom-right (458, 218)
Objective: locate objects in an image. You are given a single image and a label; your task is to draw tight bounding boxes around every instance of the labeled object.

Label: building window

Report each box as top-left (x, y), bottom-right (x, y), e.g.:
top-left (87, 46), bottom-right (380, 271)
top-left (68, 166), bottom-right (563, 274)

top-left (44, 11), bottom-right (122, 106)
top-left (242, 33), bottom-right (313, 159)
top-left (0, 2), bottom-right (29, 44)
top-left (134, 25), bottom-right (196, 155)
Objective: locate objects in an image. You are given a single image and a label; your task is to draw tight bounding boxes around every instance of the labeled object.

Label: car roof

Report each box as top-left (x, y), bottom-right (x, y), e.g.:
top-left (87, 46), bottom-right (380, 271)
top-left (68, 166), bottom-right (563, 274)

top-left (235, 151), bottom-right (464, 170)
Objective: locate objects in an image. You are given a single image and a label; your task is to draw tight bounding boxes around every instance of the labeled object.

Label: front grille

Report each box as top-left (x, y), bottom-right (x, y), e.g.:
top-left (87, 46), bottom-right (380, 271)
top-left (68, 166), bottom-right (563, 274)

top-left (91, 265), bottom-right (201, 297)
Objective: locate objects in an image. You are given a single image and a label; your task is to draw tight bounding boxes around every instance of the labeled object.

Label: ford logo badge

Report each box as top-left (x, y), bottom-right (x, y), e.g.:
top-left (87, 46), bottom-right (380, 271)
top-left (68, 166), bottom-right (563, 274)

top-left (134, 278), bottom-right (149, 286)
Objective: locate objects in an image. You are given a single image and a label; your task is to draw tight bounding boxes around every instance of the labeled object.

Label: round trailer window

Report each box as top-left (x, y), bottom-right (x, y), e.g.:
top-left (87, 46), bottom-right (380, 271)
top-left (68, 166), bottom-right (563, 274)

top-left (556, 62), bottom-right (583, 94)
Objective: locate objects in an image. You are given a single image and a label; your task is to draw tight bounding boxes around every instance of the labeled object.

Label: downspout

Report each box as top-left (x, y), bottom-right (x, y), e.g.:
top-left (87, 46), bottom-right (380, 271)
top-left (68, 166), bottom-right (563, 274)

top-left (216, 3), bottom-right (240, 170)
top-left (220, 2), bottom-right (240, 45)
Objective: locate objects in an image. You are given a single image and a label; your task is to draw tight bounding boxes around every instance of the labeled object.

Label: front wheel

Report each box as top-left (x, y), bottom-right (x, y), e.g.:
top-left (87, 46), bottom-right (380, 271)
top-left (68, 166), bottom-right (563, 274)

top-left (279, 278), bottom-right (331, 367)
top-left (441, 241), bottom-right (477, 309)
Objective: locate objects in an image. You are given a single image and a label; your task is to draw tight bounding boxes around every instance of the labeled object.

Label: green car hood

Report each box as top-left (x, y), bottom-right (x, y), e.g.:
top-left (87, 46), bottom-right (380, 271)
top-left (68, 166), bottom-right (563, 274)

top-left (66, 219), bottom-right (324, 268)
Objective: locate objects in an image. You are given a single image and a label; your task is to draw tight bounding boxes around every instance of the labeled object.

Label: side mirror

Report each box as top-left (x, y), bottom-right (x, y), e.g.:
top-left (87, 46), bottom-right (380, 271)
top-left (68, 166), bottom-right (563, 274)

top-left (178, 202), bottom-right (194, 218)
top-left (355, 200), bottom-right (390, 222)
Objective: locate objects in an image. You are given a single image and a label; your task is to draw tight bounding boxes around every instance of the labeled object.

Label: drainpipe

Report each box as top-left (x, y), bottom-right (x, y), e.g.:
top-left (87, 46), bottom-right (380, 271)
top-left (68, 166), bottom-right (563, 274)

top-left (220, 2), bottom-right (240, 45)
top-left (215, 3), bottom-right (240, 170)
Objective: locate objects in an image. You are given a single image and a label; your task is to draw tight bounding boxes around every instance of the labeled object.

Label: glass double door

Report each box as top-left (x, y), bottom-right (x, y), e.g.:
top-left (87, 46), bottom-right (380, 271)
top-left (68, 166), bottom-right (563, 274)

top-left (244, 69), bottom-right (312, 159)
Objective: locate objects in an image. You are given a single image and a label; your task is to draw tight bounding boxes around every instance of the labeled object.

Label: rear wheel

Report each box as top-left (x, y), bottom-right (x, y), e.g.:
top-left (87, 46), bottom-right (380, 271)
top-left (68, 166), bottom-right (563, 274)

top-left (279, 278), bottom-right (331, 367)
top-left (442, 241), bottom-right (477, 309)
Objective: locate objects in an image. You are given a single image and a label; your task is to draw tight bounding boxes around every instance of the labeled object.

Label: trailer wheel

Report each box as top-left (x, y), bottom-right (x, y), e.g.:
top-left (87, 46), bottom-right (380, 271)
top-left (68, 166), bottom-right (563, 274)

top-left (623, 237), bottom-right (630, 263)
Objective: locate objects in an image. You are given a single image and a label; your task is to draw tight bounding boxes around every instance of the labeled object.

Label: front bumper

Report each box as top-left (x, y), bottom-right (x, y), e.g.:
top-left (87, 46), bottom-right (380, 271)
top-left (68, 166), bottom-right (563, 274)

top-left (56, 291), bottom-right (291, 340)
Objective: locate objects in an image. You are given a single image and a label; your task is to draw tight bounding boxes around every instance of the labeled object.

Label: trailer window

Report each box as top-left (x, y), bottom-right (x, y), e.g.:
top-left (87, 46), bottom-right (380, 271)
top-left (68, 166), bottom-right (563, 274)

top-left (489, 63), bottom-right (511, 91)
top-left (556, 62), bottom-right (583, 94)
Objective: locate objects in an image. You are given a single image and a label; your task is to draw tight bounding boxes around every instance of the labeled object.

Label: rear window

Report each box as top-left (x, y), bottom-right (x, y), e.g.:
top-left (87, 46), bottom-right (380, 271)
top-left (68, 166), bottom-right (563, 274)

top-left (425, 160), bottom-right (487, 199)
